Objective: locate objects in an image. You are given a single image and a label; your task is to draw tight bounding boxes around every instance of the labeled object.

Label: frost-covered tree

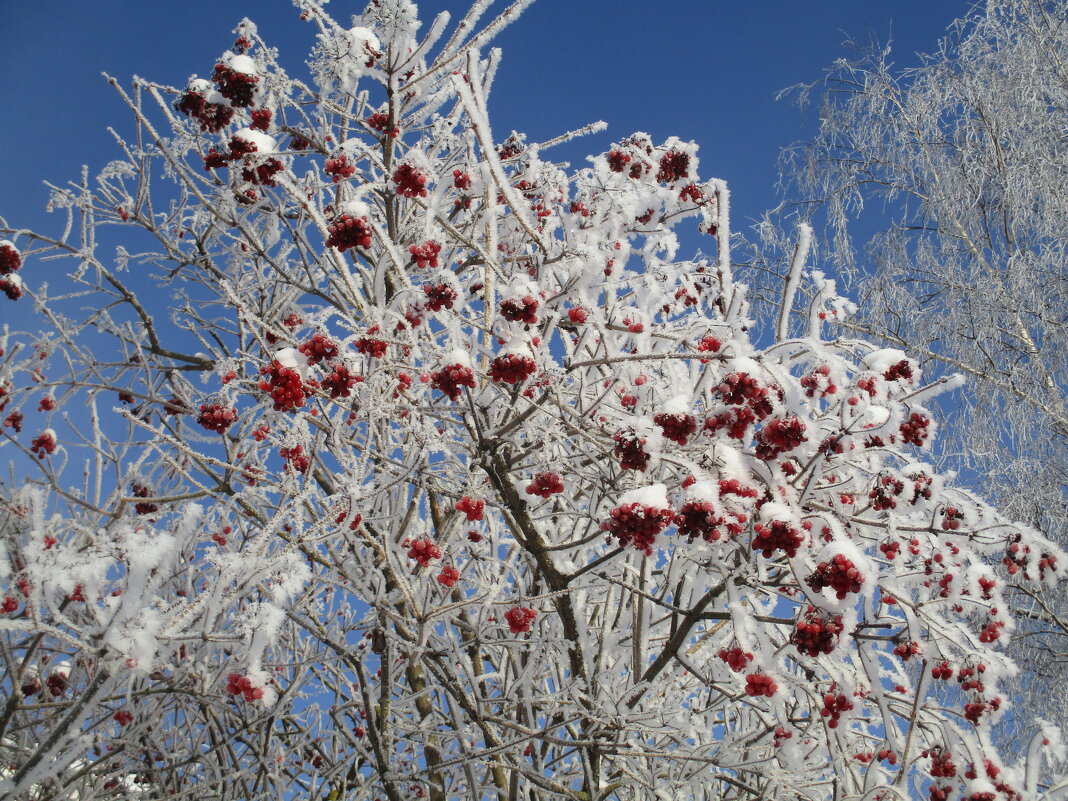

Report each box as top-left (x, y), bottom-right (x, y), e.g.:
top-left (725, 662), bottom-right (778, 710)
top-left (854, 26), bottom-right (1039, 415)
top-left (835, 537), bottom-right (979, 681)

top-left (773, 0), bottom-right (1068, 739)
top-left (1, 2), bottom-right (1065, 799)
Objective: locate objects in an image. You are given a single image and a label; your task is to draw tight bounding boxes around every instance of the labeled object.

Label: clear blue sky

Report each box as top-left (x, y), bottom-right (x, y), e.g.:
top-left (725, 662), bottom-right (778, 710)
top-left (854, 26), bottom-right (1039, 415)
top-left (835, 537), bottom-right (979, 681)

top-left (1, 0), bottom-right (970, 301)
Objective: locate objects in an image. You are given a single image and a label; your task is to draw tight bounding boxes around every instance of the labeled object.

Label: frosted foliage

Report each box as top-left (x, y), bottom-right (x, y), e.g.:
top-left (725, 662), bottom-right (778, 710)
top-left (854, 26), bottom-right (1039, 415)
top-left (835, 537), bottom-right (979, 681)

top-left (777, 0), bottom-right (1068, 746)
top-left (0, 1), bottom-right (1064, 800)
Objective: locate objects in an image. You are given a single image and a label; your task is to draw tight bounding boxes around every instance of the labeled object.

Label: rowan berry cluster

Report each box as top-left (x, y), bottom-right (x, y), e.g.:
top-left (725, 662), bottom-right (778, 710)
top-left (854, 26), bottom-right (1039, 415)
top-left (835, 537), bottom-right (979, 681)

top-left (499, 295), bottom-right (539, 324)
top-left (0, 242), bottom-right (21, 275)
top-left (409, 240), bottom-right (442, 269)
top-left (326, 214), bottom-right (373, 252)
top-left (807, 553), bottom-right (864, 599)
top-left (455, 496), bottom-right (485, 521)
top-left (924, 747), bottom-right (957, 778)
top-left (131, 483), bottom-right (158, 516)
top-left (30, 429), bottom-right (57, 457)
top-left (393, 163), bottom-right (430, 198)
top-left (674, 499), bottom-right (728, 543)
top-left (941, 506), bottom-right (964, 531)
top-left (250, 109), bottom-right (271, 131)
top-left (754, 416), bottom-right (807, 460)
top-left (298, 333), bottom-right (338, 365)
top-left (882, 359), bottom-right (914, 382)
top-left (258, 361), bottom-right (309, 411)
top-left (241, 156), bottom-right (284, 187)
top-left (488, 354), bottom-right (536, 384)
top-left (717, 647), bottom-right (752, 672)
top-left (653, 412), bottom-right (698, 445)
top-left (423, 283), bottom-right (457, 311)
top-left (791, 606), bottom-right (845, 657)
top-left (820, 690), bottom-right (853, 728)
top-left (325, 155), bottom-right (356, 182)
top-left (280, 445), bottom-right (309, 474)
top-left (899, 412), bottom-right (931, 446)
top-left (870, 475), bottom-right (905, 511)
top-left (601, 501), bottom-right (673, 555)
top-left (213, 62), bottom-right (258, 108)
top-left (436, 566), bottom-right (459, 588)
top-left (704, 406), bottom-right (756, 439)
top-left (354, 332), bottom-right (388, 358)
top-left (197, 404), bottom-right (238, 433)
top-left (932, 661), bottom-right (954, 680)
top-left (612, 429), bottom-right (650, 471)
top-left (431, 363), bottom-right (476, 401)
top-left (752, 520), bottom-right (804, 558)
top-left (744, 673), bottom-right (777, 697)
top-left (504, 606), bottom-right (538, 634)
top-left (893, 640), bottom-right (922, 661)
top-left (226, 673), bottom-right (265, 702)
top-left (406, 538), bottom-right (442, 567)
top-left (525, 472), bottom-right (564, 498)
top-left (800, 365), bottom-right (837, 397)
top-left (322, 364), bottom-right (360, 399)
top-left (717, 372), bottom-right (773, 418)
top-left (175, 88), bottom-right (234, 132)
top-left (656, 150), bottom-right (691, 183)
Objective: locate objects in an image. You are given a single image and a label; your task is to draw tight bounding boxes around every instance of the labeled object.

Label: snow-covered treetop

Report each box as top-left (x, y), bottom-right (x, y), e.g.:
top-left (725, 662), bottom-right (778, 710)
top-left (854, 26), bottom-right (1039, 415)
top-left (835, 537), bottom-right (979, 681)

top-left (0, 2), bottom-right (1064, 799)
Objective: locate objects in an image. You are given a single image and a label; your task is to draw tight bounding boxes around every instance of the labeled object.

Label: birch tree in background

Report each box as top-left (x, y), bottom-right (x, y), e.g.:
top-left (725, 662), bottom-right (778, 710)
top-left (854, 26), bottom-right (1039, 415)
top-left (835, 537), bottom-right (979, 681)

top-left (776, 0), bottom-right (1068, 735)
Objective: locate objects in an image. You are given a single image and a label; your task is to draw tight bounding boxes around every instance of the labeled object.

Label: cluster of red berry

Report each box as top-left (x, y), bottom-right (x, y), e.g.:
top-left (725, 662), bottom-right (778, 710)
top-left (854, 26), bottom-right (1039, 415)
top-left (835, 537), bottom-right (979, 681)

top-left (717, 647), bottom-right (752, 672)
top-left (326, 214), bottom-right (373, 252)
top-left (409, 240), bottom-right (442, 269)
top-left (258, 361), bottom-right (310, 411)
top-left (393, 163), bottom-right (430, 198)
top-left (297, 333), bottom-right (338, 365)
top-left (656, 150), bottom-right (690, 183)
top-left (717, 372), bottom-right (774, 418)
top-left (525, 472), bottom-right (564, 498)
top-left (212, 62), bottom-right (259, 107)
top-left (899, 412), bottom-right (931, 446)
top-left (744, 673), bottom-right (777, 697)
top-left (175, 88), bottom-right (234, 132)
top-left (325, 155), bottom-right (356, 182)
top-left (431, 363), bottom-right (476, 401)
top-left (806, 553), bottom-right (864, 599)
top-left (423, 283), bottom-right (457, 312)
top-left (197, 403), bottom-right (238, 433)
top-left (791, 606), bottom-right (845, 657)
top-left (504, 606), bottom-right (538, 634)
top-left (226, 673), bottom-right (265, 702)
top-left (800, 365), bottom-right (837, 397)
top-left (704, 406), bottom-right (756, 440)
top-left (499, 295), bottom-right (540, 324)
top-left (488, 354), bottom-right (536, 384)
top-left (751, 520), bottom-right (804, 558)
top-left (819, 690), bottom-right (853, 728)
top-left (754, 416), bottom-right (807, 460)
top-left (869, 474), bottom-right (905, 511)
top-left (601, 501), bottom-right (673, 555)
top-left (406, 538), bottom-right (442, 567)
top-left (653, 412), bottom-right (698, 445)
top-left (280, 445), bottom-right (309, 474)
top-left (612, 429), bottom-right (650, 471)
top-left (436, 565), bottom-right (459, 587)
top-left (674, 499), bottom-right (728, 543)
top-left (322, 364), bottom-right (360, 399)
top-left (30, 430), bottom-right (56, 458)
top-left (455, 496), bottom-right (485, 521)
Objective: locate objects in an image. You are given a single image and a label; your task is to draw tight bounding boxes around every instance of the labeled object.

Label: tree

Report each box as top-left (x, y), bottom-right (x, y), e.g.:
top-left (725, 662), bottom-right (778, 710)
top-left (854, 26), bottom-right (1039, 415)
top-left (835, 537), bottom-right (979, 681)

top-left (0, 1), bottom-right (1065, 799)
top-left (774, 0), bottom-right (1068, 736)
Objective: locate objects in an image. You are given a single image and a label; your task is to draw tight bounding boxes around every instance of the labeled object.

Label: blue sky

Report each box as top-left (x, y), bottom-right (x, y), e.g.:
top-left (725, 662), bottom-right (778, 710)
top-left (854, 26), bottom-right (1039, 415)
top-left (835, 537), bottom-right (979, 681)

top-left (1, 0), bottom-right (969, 312)
top-left (0, 0), bottom-right (976, 454)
